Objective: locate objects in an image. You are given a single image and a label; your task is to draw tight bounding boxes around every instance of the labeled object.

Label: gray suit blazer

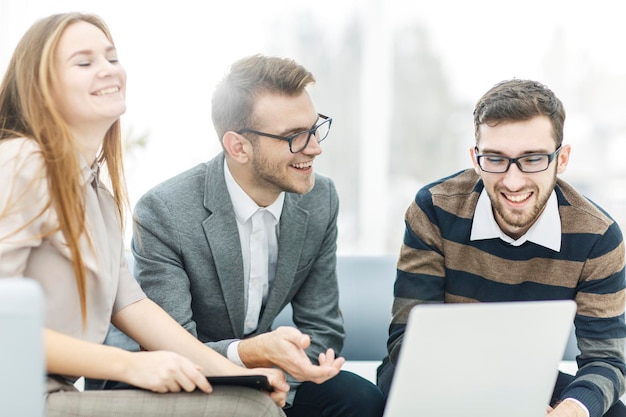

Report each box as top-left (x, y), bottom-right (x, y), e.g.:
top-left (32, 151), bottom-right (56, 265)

top-left (129, 153), bottom-right (344, 362)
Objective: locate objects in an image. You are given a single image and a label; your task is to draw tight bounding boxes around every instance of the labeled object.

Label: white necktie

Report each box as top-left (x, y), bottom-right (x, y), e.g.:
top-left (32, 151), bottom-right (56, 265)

top-left (244, 209), bottom-right (270, 334)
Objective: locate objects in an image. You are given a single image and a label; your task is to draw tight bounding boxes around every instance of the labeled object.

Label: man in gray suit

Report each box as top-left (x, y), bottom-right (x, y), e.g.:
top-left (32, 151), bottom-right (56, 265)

top-left (126, 55), bottom-right (384, 416)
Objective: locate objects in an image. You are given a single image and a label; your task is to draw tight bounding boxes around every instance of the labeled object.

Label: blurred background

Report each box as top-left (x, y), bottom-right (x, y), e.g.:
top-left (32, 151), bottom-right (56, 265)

top-left (2, 0), bottom-right (625, 255)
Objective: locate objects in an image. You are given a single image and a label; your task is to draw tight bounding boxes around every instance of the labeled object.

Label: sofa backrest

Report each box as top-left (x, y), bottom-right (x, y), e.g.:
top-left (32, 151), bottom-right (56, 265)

top-left (273, 255), bottom-right (397, 361)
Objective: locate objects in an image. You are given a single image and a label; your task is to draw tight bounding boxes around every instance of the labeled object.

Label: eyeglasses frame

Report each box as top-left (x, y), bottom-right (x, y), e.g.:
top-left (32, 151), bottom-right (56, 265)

top-left (475, 145), bottom-right (563, 174)
top-left (236, 113), bottom-right (332, 153)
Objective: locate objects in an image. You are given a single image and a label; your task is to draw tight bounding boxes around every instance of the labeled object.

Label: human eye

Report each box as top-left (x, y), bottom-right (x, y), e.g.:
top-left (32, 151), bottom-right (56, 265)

top-left (70, 53), bottom-right (93, 67)
top-left (521, 155), bottom-right (546, 165)
top-left (290, 130), bottom-right (309, 144)
top-left (484, 155), bottom-right (507, 166)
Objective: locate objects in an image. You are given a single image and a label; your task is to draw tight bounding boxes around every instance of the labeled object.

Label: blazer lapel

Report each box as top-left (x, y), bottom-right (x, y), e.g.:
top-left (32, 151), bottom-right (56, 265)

top-left (201, 155), bottom-right (246, 338)
top-left (257, 194), bottom-right (308, 331)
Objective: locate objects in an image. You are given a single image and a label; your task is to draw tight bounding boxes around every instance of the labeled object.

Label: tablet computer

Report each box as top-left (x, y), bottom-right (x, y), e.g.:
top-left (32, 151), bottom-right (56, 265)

top-left (206, 375), bottom-right (273, 392)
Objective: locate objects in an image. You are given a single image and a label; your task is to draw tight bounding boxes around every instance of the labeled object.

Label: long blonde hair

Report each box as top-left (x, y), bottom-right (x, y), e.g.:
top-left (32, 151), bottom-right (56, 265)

top-left (0, 13), bottom-right (128, 326)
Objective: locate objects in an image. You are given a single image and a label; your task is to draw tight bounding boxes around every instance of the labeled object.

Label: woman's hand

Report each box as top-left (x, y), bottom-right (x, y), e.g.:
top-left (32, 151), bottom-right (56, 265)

top-left (124, 350), bottom-right (212, 393)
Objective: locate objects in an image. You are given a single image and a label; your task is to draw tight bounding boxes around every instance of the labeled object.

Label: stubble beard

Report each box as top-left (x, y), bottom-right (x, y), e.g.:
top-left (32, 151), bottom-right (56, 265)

top-left (490, 173), bottom-right (557, 231)
top-left (251, 148), bottom-right (315, 196)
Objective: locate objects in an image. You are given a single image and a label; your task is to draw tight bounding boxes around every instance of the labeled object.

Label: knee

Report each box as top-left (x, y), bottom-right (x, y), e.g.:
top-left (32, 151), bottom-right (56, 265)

top-left (332, 372), bottom-right (385, 417)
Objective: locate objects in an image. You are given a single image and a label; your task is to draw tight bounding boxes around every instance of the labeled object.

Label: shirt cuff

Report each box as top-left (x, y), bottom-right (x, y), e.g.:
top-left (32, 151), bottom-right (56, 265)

top-left (226, 340), bottom-right (246, 367)
top-left (562, 398), bottom-right (590, 417)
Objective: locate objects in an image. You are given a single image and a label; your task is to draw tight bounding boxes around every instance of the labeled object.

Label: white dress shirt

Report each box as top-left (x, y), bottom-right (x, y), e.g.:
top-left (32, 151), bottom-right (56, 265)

top-left (223, 160), bottom-right (284, 365)
top-left (470, 188), bottom-right (561, 252)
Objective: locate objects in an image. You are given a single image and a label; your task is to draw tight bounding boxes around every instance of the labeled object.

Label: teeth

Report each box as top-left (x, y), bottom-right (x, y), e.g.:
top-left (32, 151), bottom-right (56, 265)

top-left (506, 193), bottom-right (530, 203)
top-left (95, 86), bottom-right (119, 96)
top-left (292, 161), bottom-right (312, 169)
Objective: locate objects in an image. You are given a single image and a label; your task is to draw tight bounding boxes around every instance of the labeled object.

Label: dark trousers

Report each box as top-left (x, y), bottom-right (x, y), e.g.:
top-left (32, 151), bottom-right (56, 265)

top-left (285, 371), bottom-right (385, 417)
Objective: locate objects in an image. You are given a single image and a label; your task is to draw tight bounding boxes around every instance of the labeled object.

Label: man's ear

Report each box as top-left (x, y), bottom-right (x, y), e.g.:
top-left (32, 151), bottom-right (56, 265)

top-left (222, 131), bottom-right (252, 163)
top-left (469, 146), bottom-right (481, 175)
top-left (556, 144), bottom-right (571, 175)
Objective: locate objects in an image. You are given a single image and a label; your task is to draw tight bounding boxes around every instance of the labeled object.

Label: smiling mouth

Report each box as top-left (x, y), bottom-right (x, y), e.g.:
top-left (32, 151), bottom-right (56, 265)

top-left (503, 192), bottom-right (532, 203)
top-left (94, 86), bottom-right (120, 96)
top-left (291, 161), bottom-right (313, 170)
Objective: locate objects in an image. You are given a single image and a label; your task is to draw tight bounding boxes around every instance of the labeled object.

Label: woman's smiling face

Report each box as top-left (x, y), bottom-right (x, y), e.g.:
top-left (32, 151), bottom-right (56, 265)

top-left (52, 20), bottom-right (127, 131)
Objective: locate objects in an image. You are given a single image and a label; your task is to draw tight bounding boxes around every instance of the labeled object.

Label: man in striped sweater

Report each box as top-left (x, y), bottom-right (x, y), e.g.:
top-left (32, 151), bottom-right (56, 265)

top-left (377, 79), bottom-right (626, 417)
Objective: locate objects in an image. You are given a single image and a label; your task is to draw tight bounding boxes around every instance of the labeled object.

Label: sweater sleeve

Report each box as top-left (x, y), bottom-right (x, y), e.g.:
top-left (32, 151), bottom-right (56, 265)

top-left (387, 186), bottom-right (446, 364)
top-left (564, 221), bottom-right (626, 417)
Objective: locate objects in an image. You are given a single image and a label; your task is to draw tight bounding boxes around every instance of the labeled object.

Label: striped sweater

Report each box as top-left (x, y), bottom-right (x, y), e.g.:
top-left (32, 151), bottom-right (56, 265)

top-left (387, 169), bottom-right (626, 417)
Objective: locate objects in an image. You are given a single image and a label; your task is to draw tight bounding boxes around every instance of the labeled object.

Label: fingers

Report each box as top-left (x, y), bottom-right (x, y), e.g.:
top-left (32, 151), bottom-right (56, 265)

top-left (128, 351), bottom-right (212, 394)
top-left (251, 368), bottom-right (289, 407)
top-left (269, 390), bottom-right (288, 408)
top-left (274, 326), bottom-right (311, 350)
top-left (261, 328), bottom-right (344, 384)
top-left (319, 348), bottom-right (345, 369)
top-left (266, 369), bottom-right (289, 393)
top-left (185, 365), bottom-right (212, 394)
top-left (297, 333), bottom-right (311, 349)
top-left (295, 348), bottom-right (343, 384)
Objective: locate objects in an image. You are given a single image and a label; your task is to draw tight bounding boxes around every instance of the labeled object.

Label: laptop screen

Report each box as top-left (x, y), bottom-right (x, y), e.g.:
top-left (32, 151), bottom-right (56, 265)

top-left (384, 300), bottom-right (576, 417)
top-left (0, 278), bottom-right (45, 416)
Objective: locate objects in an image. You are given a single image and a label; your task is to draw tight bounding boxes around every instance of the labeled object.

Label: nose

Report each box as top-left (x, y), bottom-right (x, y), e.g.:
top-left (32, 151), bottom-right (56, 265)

top-left (96, 59), bottom-right (121, 78)
top-left (301, 135), bottom-right (323, 156)
top-left (501, 162), bottom-right (526, 191)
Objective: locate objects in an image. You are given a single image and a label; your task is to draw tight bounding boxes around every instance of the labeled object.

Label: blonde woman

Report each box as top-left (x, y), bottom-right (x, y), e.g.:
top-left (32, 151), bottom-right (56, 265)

top-left (0, 12), bottom-right (288, 417)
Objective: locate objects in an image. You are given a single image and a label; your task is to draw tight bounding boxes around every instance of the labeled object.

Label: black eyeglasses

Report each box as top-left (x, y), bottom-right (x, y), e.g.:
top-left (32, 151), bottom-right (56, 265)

top-left (237, 113), bottom-right (332, 153)
top-left (475, 146), bottom-right (562, 173)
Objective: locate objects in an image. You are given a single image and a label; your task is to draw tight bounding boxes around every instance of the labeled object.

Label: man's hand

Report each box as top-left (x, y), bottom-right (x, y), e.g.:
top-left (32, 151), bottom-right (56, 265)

top-left (238, 326), bottom-right (345, 384)
top-left (546, 399), bottom-right (587, 417)
top-left (248, 367), bottom-right (290, 407)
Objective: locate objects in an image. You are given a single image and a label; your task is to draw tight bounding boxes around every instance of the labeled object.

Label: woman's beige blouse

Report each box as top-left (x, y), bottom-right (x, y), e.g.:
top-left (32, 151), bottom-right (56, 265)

top-left (0, 138), bottom-right (145, 343)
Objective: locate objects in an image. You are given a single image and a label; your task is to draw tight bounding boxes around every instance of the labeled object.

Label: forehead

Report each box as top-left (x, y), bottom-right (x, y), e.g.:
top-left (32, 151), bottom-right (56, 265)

top-left (477, 115), bottom-right (555, 153)
top-left (56, 21), bottom-right (112, 59)
top-left (252, 90), bottom-right (317, 130)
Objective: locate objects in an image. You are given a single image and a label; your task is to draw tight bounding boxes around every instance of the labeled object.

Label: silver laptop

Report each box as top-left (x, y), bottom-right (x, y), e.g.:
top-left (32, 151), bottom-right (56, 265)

top-left (0, 278), bottom-right (45, 417)
top-left (384, 300), bottom-right (576, 417)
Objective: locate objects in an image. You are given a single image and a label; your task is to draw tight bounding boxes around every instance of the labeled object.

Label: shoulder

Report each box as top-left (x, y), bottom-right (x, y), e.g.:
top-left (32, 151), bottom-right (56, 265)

top-left (0, 137), bottom-right (45, 169)
top-left (415, 169), bottom-right (481, 214)
top-left (0, 138), bottom-right (47, 191)
top-left (138, 162), bottom-right (210, 205)
top-left (556, 179), bottom-right (622, 237)
top-left (0, 138), bottom-right (51, 226)
top-left (425, 169), bottom-right (481, 197)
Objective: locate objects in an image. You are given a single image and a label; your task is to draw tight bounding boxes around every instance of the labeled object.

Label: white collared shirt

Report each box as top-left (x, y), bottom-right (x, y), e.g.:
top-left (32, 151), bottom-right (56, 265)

top-left (470, 188), bottom-right (562, 252)
top-left (224, 159), bottom-right (284, 364)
